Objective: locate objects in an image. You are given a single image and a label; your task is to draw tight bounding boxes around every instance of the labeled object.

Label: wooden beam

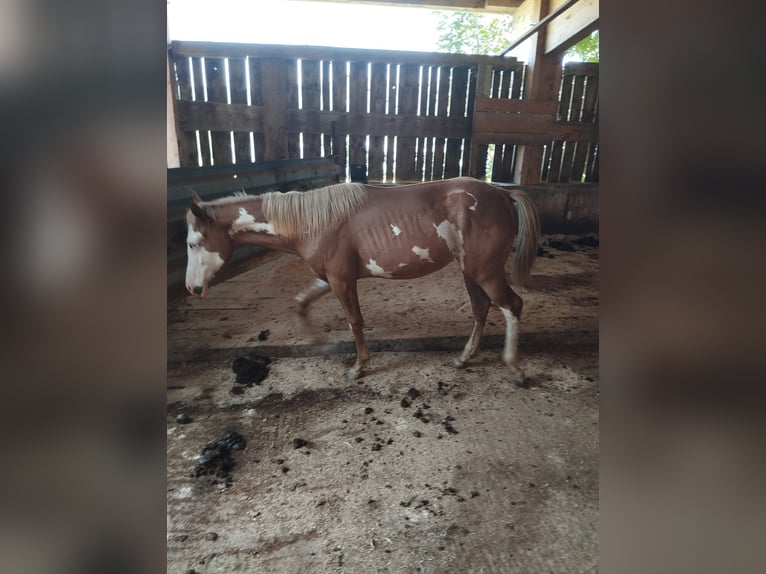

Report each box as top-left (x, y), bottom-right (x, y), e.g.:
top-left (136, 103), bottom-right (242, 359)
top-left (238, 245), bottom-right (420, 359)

top-left (545, 0), bottom-right (598, 53)
top-left (500, 0), bottom-right (579, 55)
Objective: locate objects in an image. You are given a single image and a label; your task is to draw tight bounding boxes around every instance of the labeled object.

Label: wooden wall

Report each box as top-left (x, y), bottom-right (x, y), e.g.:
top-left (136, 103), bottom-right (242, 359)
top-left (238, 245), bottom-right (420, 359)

top-left (168, 41), bottom-right (598, 184)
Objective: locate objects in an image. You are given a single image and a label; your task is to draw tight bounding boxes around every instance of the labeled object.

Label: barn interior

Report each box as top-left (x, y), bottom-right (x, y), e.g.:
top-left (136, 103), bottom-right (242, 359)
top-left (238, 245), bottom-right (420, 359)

top-left (167, 0), bottom-right (599, 572)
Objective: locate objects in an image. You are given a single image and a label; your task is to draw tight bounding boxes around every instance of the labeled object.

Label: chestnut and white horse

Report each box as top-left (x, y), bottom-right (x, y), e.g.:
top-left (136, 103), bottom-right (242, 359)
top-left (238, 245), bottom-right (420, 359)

top-left (186, 177), bottom-right (540, 383)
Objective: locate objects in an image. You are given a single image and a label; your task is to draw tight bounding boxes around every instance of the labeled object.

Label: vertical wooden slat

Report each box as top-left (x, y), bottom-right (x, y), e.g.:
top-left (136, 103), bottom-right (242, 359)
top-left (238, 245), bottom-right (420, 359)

top-left (228, 57), bottom-right (252, 164)
top-left (569, 74), bottom-right (586, 122)
top-left (558, 71), bottom-right (574, 122)
top-left (547, 141), bottom-right (565, 182)
top-left (432, 66), bottom-right (450, 180)
top-left (581, 74), bottom-right (599, 123)
top-left (585, 142), bottom-right (599, 182)
top-left (570, 141), bottom-right (589, 182)
top-left (285, 59), bottom-right (300, 159)
top-left (348, 61), bottom-right (368, 169)
top-left (301, 59), bottom-right (322, 158)
top-left (191, 57), bottom-right (212, 166)
top-left (368, 62), bottom-right (387, 181)
top-left (248, 58), bottom-right (266, 161)
top-left (511, 65), bottom-right (524, 100)
top-left (559, 140), bottom-right (576, 182)
top-left (322, 60), bottom-right (333, 156)
top-left (170, 55), bottom-right (198, 166)
top-left (260, 58), bottom-right (288, 161)
top-left (540, 144), bottom-right (551, 182)
top-left (445, 66), bottom-right (468, 179)
top-left (395, 63), bottom-right (419, 181)
top-left (204, 57), bottom-right (232, 165)
top-left (332, 60), bottom-right (348, 174)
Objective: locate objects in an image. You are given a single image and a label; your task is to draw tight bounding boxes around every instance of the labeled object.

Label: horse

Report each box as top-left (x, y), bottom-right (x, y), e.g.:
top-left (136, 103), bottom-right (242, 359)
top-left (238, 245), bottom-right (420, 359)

top-left (185, 176), bottom-right (540, 384)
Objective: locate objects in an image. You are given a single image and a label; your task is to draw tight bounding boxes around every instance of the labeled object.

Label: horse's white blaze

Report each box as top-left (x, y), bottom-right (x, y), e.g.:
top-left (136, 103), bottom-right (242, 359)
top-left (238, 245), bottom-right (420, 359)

top-left (185, 229), bottom-right (225, 295)
top-left (499, 307), bottom-right (519, 365)
top-left (411, 245), bottom-right (434, 263)
top-left (433, 220), bottom-right (465, 268)
top-left (230, 207), bottom-right (275, 236)
top-left (390, 224), bottom-right (402, 237)
top-left (366, 259), bottom-right (392, 277)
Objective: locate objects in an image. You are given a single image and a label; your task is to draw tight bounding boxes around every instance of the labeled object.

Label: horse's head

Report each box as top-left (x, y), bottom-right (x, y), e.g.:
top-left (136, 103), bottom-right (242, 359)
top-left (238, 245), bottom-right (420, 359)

top-left (185, 195), bottom-right (233, 298)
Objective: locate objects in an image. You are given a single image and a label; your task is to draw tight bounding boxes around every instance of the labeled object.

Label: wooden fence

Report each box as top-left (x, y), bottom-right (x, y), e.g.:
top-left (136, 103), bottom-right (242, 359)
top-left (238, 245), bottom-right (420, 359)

top-left (168, 41), bottom-right (598, 184)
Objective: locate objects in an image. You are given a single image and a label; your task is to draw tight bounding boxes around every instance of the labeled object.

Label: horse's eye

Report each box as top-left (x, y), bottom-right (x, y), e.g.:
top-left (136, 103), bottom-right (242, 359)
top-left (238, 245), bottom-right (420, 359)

top-left (188, 243), bottom-right (196, 249)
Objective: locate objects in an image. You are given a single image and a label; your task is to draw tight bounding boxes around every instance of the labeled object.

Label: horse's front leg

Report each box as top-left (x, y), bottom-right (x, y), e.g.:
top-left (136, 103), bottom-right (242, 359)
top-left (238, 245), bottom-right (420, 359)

top-left (327, 276), bottom-right (369, 380)
top-left (294, 278), bottom-right (331, 343)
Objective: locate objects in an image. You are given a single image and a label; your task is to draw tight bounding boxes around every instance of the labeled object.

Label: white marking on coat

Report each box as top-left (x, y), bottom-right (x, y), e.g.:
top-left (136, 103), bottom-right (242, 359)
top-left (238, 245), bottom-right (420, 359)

top-left (230, 207), bottom-right (275, 236)
top-left (433, 220), bottom-right (465, 268)
top-left (186, 226), bottom-right (225, 294)
top-left (500, 307), bottom-right (519, 365)
top-left (366, 259), bottom-right (392, 278)
top-left (447, 188), bottom-right (478, 211)
top-left (390, 224), bottom-right (402, 237)
top-left (411, 245), bottom-right (434, 263)
top-left (398, 263), bottom-right (407, 268)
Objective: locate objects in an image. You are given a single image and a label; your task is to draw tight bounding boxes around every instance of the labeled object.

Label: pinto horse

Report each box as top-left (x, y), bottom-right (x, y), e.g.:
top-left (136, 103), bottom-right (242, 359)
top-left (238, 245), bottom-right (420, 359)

top-left (185, 177), bottom-right (540, 383)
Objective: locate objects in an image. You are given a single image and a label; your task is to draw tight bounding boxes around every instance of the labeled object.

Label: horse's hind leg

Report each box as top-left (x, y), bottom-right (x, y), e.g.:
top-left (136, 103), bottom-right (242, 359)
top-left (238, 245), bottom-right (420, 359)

top-left (475, 276), bottom-right (526, 386)
top-left (454, 276), bottom-right (491, 368)
top-left (327, 276), bottom-right (369, 381)
top-left (294, 278), bottom-right (331, 343)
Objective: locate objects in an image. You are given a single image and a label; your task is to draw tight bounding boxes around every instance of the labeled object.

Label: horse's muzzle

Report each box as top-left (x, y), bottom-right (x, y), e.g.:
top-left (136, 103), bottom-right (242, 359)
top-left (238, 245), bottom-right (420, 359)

top-left (192, 285), bottom-right (203, 295)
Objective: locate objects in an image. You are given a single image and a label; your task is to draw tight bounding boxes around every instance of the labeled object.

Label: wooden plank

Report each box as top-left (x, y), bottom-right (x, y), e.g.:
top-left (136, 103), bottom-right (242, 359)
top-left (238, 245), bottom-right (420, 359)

top-left (192, 57), bottom-right (212, 166)
top-left (511, 66), bottom-right (524, 99)
top-left (432, 66), bottom-right (451, 180)
top-left (569, 73), bottom-right (586, 122)
top-left (558, 71), bottom-right (574, 121)
top-left (545, 0), bottom-right (599, 55)
top-left (260, 58), bottom-right (288, 161)
top-left (348, 61), bottom-right (368, 167)
top-left (569, 140), bottom-right (589, 182)
top-left (204, 57), bottom-right (233, 165)
top-left (171, 56), bottom-right (199, 167)
top-left (564, 62), bottom-right (599, 76)
top-left (585, 142), bottom-right (599, 182)
top-left (301, 59), bottom-right (322, 158)
top-left (474, 110), bottom-right (552, 134)
top-left (445, 66), bottom-right (469, 178)
top-left (170, 55), bottom-right (192, 101)
top-left (322, 60), bottom-right (333, 157)
top-left (175, 101), bottom-right (263, 131)
top-left (228, 57), bottom-right (252, 164)
top-left (559, 140), bottom-right (577, 182)
top-left (547, 141), bottom-right (565, 183)
top-left (473, 122), bottom-right (597, 145)
top-left (581, 73), bottom-right (599, 123)
top-left (475, 97), bottom-right (558, 114)
top-left (332, 59), bottom-right (348, 172)
top-left (170, 41), bottom-right (520, 68)
top-left (248, 58), bottom-right (266, 160)
top-left (285, 58), bottom-right (301, 159)
top-left (368, 62), bottom-right (388, 181)
top-left (395, 63), bottom-right (420, 181)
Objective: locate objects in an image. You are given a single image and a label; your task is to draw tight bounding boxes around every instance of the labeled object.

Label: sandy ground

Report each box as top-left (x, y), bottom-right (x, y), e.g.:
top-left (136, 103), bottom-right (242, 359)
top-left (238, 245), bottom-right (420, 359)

top-left (167, 234), bottom-right (599, 573)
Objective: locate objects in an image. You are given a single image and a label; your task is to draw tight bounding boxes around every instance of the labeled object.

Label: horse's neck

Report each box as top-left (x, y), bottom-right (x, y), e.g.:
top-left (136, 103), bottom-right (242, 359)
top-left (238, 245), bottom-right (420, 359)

top-left (225, 197), bottom-right (299, 253)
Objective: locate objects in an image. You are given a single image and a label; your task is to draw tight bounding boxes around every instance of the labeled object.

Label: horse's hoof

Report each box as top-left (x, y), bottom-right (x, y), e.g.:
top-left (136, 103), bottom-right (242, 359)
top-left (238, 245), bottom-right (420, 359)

top-left (453, 358), bottom-right (466, 369)
top-left (346, 368), bottom-right (362, 381)
top-left (509, 366), bottom-right (527, 387)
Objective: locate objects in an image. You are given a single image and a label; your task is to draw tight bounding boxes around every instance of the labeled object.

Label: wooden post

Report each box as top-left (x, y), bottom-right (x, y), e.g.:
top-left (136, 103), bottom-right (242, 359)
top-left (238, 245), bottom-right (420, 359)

top-left (514, 0), bottom-right (563, 184)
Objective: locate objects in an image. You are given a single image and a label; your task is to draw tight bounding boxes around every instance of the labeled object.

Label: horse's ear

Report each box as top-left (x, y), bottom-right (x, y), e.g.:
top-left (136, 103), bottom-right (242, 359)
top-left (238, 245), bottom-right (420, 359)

top-left (192, 191), bottom-right (202, 203)
top-left (190, 201), bottom-right (207, 220)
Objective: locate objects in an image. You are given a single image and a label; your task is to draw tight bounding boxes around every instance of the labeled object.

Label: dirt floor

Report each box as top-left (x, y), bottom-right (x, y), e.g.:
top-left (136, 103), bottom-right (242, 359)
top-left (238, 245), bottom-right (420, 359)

top-left (167, 234), bottom-right (599, 573)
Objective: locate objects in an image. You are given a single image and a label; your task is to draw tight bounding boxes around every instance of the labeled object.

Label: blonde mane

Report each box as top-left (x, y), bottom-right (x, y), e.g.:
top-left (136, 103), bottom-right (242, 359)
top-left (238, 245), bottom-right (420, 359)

top-left (262, 183), bottom-right (368, 237)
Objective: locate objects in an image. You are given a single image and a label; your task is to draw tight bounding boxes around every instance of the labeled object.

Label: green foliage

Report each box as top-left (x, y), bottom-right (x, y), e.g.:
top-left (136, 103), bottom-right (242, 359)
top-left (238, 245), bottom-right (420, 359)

top-left (565, 30), bottom-right (599, 62)
top-left (435, 12), bottom-right (514, 55)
